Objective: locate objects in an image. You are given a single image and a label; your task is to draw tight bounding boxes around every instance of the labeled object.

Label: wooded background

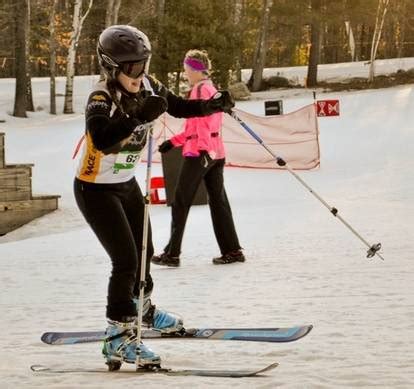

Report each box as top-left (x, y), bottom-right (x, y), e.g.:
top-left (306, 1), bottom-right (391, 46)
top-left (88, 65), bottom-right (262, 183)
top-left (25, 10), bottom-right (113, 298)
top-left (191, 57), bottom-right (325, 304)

top-left (0, 0), bottom-right (412, 115)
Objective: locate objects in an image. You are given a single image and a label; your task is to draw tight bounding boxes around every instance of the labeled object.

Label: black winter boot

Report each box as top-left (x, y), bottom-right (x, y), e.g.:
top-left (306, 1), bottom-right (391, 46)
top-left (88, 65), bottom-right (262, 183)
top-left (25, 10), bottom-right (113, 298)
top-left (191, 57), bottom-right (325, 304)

top-left (151, 252), bottom-right (180, 267)
top-left (212, 250), bottom-right (246, 265)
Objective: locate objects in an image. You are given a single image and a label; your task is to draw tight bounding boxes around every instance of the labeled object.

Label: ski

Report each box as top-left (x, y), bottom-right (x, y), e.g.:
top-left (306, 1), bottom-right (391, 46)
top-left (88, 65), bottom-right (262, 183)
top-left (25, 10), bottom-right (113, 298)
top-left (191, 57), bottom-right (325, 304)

top-left (41, 325), bottom-right (312, 345)
top-left (30, 362), bottom-right (278, 378)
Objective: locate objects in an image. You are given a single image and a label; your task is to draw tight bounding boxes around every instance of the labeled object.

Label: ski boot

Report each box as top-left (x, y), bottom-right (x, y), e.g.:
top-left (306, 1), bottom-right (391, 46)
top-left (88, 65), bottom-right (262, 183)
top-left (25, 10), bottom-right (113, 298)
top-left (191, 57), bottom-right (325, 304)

top-left (151, 252), bottom-right (180, 267)
top-left (135, 293), bottom-right (184, 334)
top-left (102, 319), bottom-right (161, 370)
top-left (212, 249), bottom-right (246, 264)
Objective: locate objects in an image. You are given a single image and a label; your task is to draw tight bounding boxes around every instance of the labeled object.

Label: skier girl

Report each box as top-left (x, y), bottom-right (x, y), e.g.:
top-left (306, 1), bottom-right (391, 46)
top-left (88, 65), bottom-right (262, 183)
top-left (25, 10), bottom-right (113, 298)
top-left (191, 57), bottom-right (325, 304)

top-left (151, 49), bottom-right (245, 267)
top-left (74, 26), bottom-right (234, 369)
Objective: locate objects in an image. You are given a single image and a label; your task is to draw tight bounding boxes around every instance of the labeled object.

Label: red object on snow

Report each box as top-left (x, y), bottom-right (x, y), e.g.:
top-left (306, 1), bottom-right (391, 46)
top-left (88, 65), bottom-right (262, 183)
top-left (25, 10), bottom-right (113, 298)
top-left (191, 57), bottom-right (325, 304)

top-left (150, 177), bottom-right (167, 204)
top-left (316, 100), bottom-right (340, 117)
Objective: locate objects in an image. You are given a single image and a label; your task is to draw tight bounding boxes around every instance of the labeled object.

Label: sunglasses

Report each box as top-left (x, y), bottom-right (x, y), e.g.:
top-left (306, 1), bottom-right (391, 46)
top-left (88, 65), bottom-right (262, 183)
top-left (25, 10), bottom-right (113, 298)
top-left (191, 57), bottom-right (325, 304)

top-left (120, 61), bottom-right (146, 79)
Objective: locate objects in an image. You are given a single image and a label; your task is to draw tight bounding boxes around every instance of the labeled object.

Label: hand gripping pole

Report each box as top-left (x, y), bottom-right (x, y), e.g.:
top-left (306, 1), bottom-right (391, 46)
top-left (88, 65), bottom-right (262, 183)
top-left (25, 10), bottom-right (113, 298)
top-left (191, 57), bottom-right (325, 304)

top-left (229, 110), bottom-right (384, 261)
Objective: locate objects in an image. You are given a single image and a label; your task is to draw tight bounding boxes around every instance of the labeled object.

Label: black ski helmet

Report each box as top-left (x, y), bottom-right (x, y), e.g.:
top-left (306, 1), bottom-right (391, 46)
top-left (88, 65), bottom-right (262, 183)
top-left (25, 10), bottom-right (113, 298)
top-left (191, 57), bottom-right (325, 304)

top-left (97, 25), bottom-right (151, 78)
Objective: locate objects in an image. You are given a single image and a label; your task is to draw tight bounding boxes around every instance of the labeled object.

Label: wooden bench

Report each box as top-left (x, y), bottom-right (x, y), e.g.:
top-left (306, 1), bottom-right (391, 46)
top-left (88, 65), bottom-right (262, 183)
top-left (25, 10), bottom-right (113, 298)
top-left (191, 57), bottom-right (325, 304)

top-left (0, 132), bottom-right (60, 235)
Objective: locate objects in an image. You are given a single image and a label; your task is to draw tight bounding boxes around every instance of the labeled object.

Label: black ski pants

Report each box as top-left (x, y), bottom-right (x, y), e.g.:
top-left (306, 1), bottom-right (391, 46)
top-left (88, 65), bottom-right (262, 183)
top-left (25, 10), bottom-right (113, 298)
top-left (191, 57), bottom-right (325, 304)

top-left (74, 177), bottom-right (153, 322)
top-left (164, 155), bottom-right (241, 257)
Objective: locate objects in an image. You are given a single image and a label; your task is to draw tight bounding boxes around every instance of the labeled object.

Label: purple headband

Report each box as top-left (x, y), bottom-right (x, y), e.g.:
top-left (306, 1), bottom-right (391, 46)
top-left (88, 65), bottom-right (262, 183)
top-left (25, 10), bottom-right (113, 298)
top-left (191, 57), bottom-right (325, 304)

top-left (184, 57), bottom-right (208, 72)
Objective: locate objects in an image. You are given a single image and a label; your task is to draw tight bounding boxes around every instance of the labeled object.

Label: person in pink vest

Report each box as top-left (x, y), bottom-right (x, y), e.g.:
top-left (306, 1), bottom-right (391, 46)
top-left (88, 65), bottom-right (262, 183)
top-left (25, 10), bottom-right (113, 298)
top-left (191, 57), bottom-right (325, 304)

top-left (152, 49), bottom-right (245, 267)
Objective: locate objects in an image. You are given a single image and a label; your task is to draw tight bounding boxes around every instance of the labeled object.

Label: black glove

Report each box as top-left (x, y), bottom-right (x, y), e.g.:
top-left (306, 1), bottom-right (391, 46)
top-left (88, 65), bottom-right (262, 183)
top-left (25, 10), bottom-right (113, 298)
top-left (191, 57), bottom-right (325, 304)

top-left (124, 94), bottom-right (168, 123)
top-left (158, 139), bottom-right (174, 153)
top-left (140, 95), bottom-right (168, 122)
top-left (204, 91), bottom-right (235, 115)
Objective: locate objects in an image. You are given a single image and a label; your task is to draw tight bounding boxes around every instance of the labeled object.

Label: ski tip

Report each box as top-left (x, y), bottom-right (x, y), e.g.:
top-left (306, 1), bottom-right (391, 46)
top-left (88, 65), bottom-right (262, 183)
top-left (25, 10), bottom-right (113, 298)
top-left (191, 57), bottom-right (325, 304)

top-left (40, 333), bottom-right (50, 343)
top-left (31, 365), bottom-right (48, 372)
top-left (271, 324), bottom-right (312, 343)
top-left (297, 324), bottom-right (313, 340)
top-left (260, 362), bottom-right (279, 372)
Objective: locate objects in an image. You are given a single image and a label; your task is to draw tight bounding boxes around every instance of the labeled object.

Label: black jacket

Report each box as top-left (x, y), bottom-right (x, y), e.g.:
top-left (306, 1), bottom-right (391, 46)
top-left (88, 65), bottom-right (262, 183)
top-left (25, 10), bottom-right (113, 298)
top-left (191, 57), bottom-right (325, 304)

top-left (85, 75), bottom-right (211, 152)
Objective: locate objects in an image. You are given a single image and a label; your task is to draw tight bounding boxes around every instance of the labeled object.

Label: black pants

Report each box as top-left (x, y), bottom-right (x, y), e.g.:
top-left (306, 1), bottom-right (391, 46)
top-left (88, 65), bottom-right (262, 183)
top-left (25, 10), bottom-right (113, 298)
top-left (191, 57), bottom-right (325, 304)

top-left (74, 177), bottom-right (153, 322)
top-left (164, 155), bottom-right (241, 257)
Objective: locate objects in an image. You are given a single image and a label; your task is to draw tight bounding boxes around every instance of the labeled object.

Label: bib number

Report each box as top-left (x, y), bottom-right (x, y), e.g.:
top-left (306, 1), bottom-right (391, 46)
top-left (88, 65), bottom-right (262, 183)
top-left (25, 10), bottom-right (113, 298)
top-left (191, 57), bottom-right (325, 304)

top-left (113, 151), bottom-right (140, 173)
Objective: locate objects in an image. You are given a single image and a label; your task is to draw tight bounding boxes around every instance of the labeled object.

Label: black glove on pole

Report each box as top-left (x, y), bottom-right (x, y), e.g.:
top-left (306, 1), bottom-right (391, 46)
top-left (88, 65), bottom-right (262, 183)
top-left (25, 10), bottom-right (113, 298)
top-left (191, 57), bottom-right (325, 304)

top-left (124, 95), bottom-right (168, 123)
top-left (140, 95), bottom-right (168, 122)
top-left (204, 91), bottom-right (235, 115)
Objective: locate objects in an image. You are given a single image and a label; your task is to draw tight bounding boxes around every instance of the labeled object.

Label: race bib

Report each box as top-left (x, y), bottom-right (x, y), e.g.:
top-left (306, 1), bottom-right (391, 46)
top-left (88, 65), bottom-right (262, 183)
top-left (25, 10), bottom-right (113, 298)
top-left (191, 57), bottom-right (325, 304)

top-left (113, 150), bottom-right (141, 173)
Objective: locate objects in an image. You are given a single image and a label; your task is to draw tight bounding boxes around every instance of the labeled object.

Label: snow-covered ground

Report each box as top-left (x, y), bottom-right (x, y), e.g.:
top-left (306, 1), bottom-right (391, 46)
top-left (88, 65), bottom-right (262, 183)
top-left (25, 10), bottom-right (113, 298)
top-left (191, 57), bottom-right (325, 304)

top-left (242, 57), bottom-right (414, 85)
top-left (0, 59), bottom-right (413, 388)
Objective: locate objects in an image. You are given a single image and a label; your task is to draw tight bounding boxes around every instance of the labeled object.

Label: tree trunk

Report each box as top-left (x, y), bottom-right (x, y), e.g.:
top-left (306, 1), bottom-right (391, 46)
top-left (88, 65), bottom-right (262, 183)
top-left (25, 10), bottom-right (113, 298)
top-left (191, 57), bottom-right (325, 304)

top-left (345, 21), bottom-right (357, 61)
top-left (249, 0), bottom-right (273, 92)
top-left (26, 0), bottom-right (34, 112)
top-left (13, 0), bottom-right (28, 118)
top-left (306, 0), bottom-right (322, 88)
top-left (368, 0), bottom-right (390, 83)
top-left (105, 0), bottom-right (121, 26)
top-left (155, 0), bottom-right (168, 85)
top-left (49, 0), bottom-right (59, 115)
top-left (64, 0), bottom-right (94, 114)
top-left (396, 0), bottom-right (407, 58)
top-left (233, 0), bottom-right (244, 82)
top-left (102, 0), bottom-right (121, 78)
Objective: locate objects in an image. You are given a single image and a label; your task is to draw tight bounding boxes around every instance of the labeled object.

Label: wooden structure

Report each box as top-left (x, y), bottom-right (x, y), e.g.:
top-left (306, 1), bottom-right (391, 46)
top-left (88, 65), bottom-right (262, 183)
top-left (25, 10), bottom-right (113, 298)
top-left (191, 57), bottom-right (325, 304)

top-left (0, 132), bottom-right (60, 235)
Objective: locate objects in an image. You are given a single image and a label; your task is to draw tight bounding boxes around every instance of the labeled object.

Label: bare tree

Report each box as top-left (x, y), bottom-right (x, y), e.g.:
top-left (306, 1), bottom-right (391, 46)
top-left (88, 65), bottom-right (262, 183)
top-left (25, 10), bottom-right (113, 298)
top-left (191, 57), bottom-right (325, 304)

top-left (248, 0), bottom-right (273, 92)
top-left (368, 0), bottom-right (390, 83)
top-left (345, 21), bottom-right (357, 61)
top-left (105, 0), bottom-right (122, 27)
top-left (101, 0), bottom-right (122, 78)
top-left (155, 0), bottom-right (168, 85)
top-left (395, 0), bottom-right (407, 58)
top-left (49, 0), bottom-right (59, 114)
top-left (306, 0), bottom-right (322, 88)
top-left (26, 0), bottom-right (34, 112)
top-left (233, 0), bottom-right (244, 82)
top-left (13, 0), bottom-right (28, 118)
top-left (63, 0), bottom-right (94, 114)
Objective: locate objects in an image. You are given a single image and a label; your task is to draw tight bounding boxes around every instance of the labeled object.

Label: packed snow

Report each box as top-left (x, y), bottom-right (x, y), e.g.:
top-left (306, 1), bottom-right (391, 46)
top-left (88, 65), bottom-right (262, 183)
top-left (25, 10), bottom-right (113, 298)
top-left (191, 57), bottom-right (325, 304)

top-left (0, 59), bottom-right (413, 388)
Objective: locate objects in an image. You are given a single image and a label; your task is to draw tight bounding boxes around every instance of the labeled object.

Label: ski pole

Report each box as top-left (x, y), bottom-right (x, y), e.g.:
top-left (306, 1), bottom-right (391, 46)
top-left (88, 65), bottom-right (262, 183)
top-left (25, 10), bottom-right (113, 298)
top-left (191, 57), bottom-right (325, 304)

top-left (228, 109), bottom-right (384, 261)
top-left (136, 128), bottom-right (154, 370)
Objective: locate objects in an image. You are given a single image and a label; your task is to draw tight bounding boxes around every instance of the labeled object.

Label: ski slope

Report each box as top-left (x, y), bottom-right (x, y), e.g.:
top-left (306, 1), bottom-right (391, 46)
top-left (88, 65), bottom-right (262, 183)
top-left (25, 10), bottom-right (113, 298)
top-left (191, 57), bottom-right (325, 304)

top-left (0, 62), bottom-right (413, 388)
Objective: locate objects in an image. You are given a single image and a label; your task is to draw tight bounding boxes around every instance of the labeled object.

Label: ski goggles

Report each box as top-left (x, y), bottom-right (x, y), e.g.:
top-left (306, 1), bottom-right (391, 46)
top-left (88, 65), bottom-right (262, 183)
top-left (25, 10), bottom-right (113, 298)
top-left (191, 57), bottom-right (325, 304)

top-left (120, 61), bottom-right (146, 79)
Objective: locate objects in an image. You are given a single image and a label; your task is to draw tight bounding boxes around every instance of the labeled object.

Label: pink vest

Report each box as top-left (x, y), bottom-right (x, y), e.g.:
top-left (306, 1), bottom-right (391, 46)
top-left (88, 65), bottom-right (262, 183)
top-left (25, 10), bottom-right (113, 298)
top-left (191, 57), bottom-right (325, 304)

top-left (170, 80), bottom-right (225, 159)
